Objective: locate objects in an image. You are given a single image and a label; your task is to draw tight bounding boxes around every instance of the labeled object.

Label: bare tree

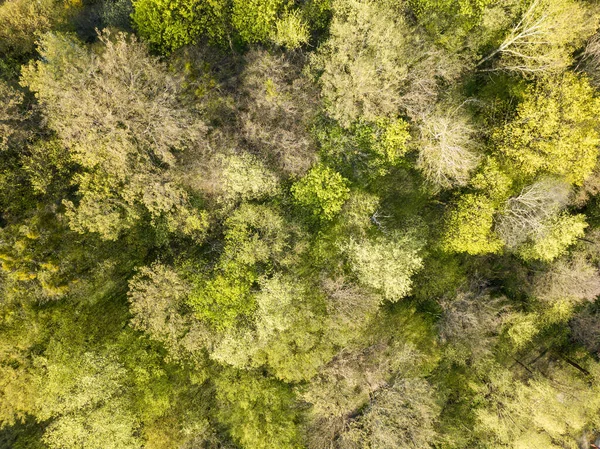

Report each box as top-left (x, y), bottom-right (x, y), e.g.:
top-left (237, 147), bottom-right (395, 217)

top-left (579, 32), bottom-right (600, 87)
top-left (478, 0), bottom-right (595, 74)
top-left (239, 49), bottom-right (319, 175)
top-left (439, 292), bottom-right (509, 362)
top-left (533, 254), bottom-right (600, 305)
top-left (416, 106), bottom-right (481, 190)
top-left (495, 178), bottom-right (571, 248)
top-left (570, 305), bottom-right (600, 355)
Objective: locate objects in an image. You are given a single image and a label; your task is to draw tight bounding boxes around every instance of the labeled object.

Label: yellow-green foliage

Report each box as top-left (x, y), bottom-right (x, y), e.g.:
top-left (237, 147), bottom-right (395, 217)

top-left (373, 117), bottom-right (411, 165)
top-left (272, 9), bottom-right (310, 49)
top-left (0, 0), bottom-right (73, 59)
top-left (442, 194), bottom-right (503, 255)
top-left (345, 231), bottom-right (424, 302)
top-left (232, 0), bottom-right (284, 44)
top-left (518, 213), bottom-right (587, 262)
top-left (291, 164), bottom-right (350, 220)
top-left (132, 0), bottom-right (229, 52)
top-left (495, 73), bottom-right (600, 185)
top-left (215, 370), bottom-right (300, 449)
top-left (469, 157), bottom-right (513, 204)
top-left (188, 273), bottom-right (256, 331)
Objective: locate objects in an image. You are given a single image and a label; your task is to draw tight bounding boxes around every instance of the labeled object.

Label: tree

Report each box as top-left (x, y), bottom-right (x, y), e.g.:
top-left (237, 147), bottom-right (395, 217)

top-left (495, 178), bottom-right (571, 248)
top-left (0, 0), bottom-right (72, 60)
top-left (132, 0), bottom-right (228, 52)
top-left (187, 204), bottom-right (293, 330)
top-left (477, 0), bottom-right (598, 74)
top-left (570, 304), bottom-right (600, 355)
top-left (292, 164), bottom-right (350, 220)
top-left (272, 10), bottom-right (310, 49)
top-left (128, 264), bottom-right (208, 361)
top-left (200, 152), bottom-right (280, 207)
top-left (409, 0), bottom-right (494, 41)
top-left (416, 106), bottom-right (481, 190)
top-left (215, 370), bottom-right (301, 449)
top-left (209, 273), bottom-right (336, 383)
top-left (315, 117), bottom-right (411, 182)
top-left (238, 49), bottom-right (319, 175)
top-left (474, 359), bottom-right (600, 448)
top-left (302, 342), bottom-right (427, 449)
top-left (21, 31), bottom-right (208, 241)
top-left (311, 0), bottom-right (463, 125)
top-left (344, 231), bottom-right (424, 301)
top-left (442, 193), bottom-right (503, 255)
top-left (100, 0), bottom-right (134, 30)
top-left (341, 378), bottom-right (440, 449)
top-left (0, 81), bottom-right (32, 152)
top-left (494, 72), bottom-right (600, 186)
top-left (438, 292), bottom-right (508, 364)
top-left (231, 0), bottom-right (284, 44)
top-left (517, 212), bottom-right (587, 262)
top-left (532, 253), bottom-right (600, 305)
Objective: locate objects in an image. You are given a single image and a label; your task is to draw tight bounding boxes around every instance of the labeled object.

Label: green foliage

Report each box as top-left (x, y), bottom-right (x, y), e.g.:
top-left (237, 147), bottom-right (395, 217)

top-left (232, 0), bottom-right (284, 44)
top-left (410, 0), bottom-right (492, 31)
top-left (374, 118), bottom-right (412, 164)
top-left (187, 204), bottom-right (293, 330)
top-left (4, 2), bottom-right (600, 448)
top-left (518, 213), bottom-right (588, 262)
top-left (291, 164), bottom-right (350, 220)
top-left (442, 194), bottom-right (502, 255)
top-left (272, 9), bottom-right (310, 49)
top-left (189, 272), bottom-right (255, 331)
top-left (215, 370), bottom-right (300, 449)
top-left (21, 31), bottom-right (208, 241)
top-left (345, 231), bottom-right (424, 302)
top-left (315, 117), bottom-right (411, 182)
top-left (495, 73), bottom-right (600, 185)
top-left (100, 0), bottom-right (134, 29)
top-left (132, 0), bottom-right (228, 52)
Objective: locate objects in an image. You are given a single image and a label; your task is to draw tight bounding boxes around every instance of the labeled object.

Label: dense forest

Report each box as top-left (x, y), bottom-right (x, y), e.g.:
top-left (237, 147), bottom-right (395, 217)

top-left (3, 0), bottom-right (600, 448)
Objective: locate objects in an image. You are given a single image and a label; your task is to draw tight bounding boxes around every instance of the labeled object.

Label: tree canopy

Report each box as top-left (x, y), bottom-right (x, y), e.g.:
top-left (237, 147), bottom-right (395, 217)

top-left (2, 0), bottom-right (600, 448)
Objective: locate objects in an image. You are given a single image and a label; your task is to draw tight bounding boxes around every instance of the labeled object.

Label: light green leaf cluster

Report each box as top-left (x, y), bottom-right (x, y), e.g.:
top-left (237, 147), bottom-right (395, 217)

top-left (188, 204), bottom-right (290, 330)
top-left (312, 0), bottom-right (462, 124)
top-left (232, 0), bottom-right (284, 44)
top-left (212, 153), bottom-right (280, 205)
top-left (495, 73), bottom-right (600, 186)
top-left (442, 193), bottom-right (503, 255)
top-left (291, 164), bottom-right (350, 220)
top-left (132, 0), bottom-right (228, 52)
top-left (272, 9), bottom-right (310, 49)
top-left (215, 370), bottom-right (300, 449)
top-left (345, 231), bottom-right (424, 301)
top-left (518, 213), bottom-right (588, 263)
